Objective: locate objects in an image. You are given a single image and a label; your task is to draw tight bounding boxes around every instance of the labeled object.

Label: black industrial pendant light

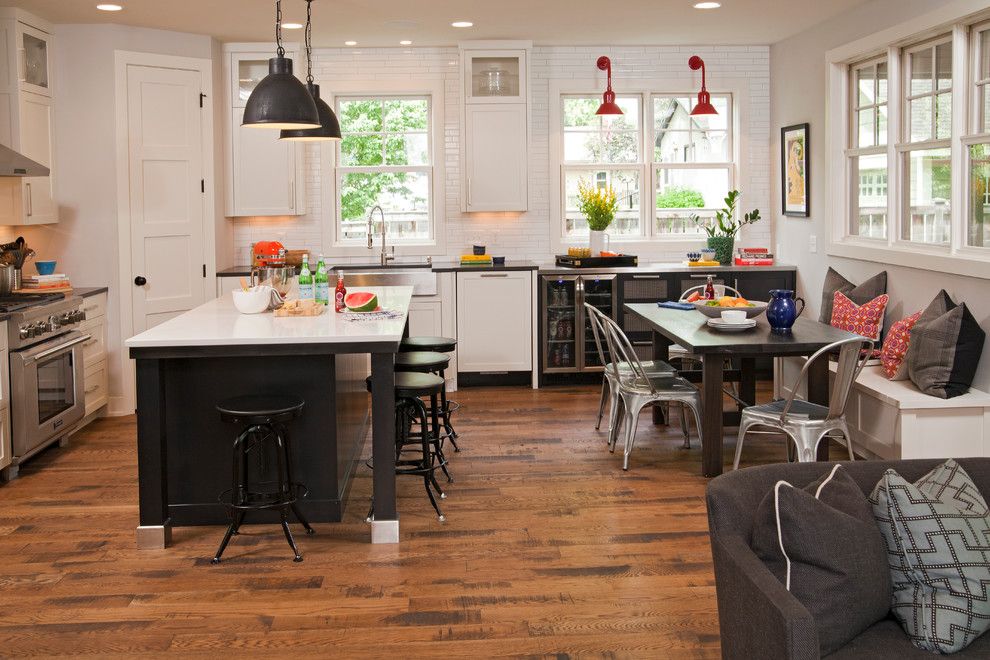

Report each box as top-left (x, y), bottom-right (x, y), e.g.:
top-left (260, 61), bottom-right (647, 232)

top-left (280, 0), bottom-right (342, 141)
top-left (243, 0), bottom-right (320, 129)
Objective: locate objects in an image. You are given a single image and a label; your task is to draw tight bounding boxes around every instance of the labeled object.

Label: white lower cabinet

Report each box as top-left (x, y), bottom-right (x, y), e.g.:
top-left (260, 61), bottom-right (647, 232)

top-left (217, 275), bottom-right (243, 298)
top-left (0, 409), bottom-right (10, 474)
top-left (83, 360), bottom-right (108, 417)
top-left (408, 299), bottom-right (443, 337)
top-left (456, 271), bottom-right (532, 372)
top-left (0, 320), bottom-right (8, 471)
top-left (76, 293), bottom-right (108, 425)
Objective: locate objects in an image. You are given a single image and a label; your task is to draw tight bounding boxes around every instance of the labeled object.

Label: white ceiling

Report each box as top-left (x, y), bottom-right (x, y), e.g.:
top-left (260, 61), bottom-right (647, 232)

top-left (10, 0), bottom-right (870, 46)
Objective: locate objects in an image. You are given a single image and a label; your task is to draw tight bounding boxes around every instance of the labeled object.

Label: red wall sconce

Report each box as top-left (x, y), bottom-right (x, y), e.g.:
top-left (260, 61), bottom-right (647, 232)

top-left (595, 56), bottom-right (623, 115)
top-left (688, 55), bottom-right (717, 115)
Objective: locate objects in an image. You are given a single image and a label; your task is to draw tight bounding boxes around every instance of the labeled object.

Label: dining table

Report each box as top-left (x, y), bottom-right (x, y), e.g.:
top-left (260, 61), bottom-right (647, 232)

top-left (623, 303), bottom-right (862, 477)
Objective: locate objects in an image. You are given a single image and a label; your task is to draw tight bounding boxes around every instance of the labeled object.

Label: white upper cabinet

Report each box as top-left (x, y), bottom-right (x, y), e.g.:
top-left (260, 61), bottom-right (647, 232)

top-left (459, 41), bottom-right (530, 213)
top-left (17, 21), bottom-right (50, 97)
top-left (223, 45), bottom-right (306, 217)
top-left (18, 91), bottom-right (55, 223)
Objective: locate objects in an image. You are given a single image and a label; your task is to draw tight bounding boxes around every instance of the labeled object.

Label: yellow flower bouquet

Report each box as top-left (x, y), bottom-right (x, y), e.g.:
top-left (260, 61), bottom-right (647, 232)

top-left (577, 180), bottom-right (618, 232)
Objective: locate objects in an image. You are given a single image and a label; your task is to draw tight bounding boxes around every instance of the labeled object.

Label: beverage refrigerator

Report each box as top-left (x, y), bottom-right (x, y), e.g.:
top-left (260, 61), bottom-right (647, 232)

top-left (540, 274), bottom-right (618, 374)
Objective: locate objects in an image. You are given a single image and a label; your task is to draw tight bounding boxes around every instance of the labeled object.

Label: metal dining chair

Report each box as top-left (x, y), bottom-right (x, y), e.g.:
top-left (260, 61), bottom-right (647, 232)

top-left (597, 310), bottom-right (704, 471)
top-left (584, 304), bottom-right (683, 449)
top-left (732, 336), bottom-right (874, 470)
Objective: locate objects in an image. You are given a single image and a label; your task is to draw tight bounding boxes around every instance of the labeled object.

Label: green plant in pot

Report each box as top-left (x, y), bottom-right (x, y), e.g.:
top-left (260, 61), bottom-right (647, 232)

top-left (577, 179), bottom-right (618, 256)
top-left (691, 190), bottom-right (761, 265)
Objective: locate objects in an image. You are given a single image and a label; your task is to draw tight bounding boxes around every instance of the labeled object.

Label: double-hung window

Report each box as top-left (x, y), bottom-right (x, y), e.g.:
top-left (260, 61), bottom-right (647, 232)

top-left (334, 96), bottom-right (433, 244)
top-left (968, 22), bottom-right (990, 247)
top-left (899, 39), bottom-right (952, 245)
top-left (847, 58), bottom-right (888, 238)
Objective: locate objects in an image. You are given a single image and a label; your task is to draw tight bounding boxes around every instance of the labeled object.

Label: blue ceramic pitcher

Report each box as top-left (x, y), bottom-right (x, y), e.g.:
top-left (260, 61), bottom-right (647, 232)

top-left (766, 289), bottom-right (805, 332)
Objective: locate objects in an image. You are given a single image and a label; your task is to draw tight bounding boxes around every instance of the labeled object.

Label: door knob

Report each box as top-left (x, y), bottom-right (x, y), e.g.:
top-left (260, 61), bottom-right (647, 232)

top-left (134, 276), bottom-right (147, 286)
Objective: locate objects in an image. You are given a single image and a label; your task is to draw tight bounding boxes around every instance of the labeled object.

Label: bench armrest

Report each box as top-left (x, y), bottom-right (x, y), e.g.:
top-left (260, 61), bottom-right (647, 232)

top-left (710, 534), bottom-right (819, 660)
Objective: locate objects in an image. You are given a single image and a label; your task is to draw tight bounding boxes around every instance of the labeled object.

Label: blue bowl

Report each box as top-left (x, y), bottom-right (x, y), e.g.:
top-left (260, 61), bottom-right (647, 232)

top-left (35, 260), bottom-right (57, 275)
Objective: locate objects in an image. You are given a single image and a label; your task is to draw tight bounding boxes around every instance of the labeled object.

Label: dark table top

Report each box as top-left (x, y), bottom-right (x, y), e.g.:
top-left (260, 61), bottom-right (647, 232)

top-left (623, 303), bottom-right (861, 356)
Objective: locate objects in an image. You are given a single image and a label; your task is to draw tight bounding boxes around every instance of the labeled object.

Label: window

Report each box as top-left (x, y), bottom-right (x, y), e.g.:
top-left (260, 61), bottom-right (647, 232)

top-left (557, 90), bottom-right (734, 241)
top-left (969, 23), bottom-right (990, 247)
top-left (654, 95), bottom-right (732, 235)
top-left (847, 58), bottom-right (888, 238)
top-left (334, 96), bottom-right (433, 243)
top-left (900, 39), bottom-right (952, 245)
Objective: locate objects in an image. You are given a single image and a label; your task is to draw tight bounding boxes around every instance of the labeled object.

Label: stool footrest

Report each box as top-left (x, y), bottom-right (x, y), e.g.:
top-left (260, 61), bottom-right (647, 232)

top-left (218, 482), bottom-right (308, 511)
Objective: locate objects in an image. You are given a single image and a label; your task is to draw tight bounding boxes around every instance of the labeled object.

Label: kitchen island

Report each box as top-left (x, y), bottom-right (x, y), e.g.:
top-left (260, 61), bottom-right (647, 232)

top-left (125, 286), bottom-right (412, 548)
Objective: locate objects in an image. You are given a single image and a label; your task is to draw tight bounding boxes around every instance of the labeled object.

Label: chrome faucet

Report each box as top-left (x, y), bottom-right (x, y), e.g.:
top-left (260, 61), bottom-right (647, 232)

top-left (367, 205), bottom-right (395, 266)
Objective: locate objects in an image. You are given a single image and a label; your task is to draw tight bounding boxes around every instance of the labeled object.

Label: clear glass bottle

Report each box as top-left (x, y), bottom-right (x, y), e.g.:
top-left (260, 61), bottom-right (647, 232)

top-left (314, 254), bottom-right (329, 305)
top-left (297, 254), bottom-right (314, 300)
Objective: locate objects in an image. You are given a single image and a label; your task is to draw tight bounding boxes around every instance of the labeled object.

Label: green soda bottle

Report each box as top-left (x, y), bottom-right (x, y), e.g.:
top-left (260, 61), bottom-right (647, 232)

top-left (297, 254), bottom-right (314, 300)
top-left (314, 254), bottom-right (329, 305)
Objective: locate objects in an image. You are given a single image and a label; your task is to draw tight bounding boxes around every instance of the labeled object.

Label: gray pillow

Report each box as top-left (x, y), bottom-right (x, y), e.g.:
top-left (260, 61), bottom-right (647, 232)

top-left (751, 465), bottom-right (892, 655)
top-left (870, 459), bottom-right (990, 654)
top-left (819, 267), bottom-right (888, 324)
top-left (907, 289), bottom-right (986, 399)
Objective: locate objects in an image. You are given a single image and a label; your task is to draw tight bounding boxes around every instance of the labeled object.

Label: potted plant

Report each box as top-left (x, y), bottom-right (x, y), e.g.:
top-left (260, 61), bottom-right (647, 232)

top-left (577, 179), bottom-right (618, 256)
top-left (691, 190), bottom-right (761, 265)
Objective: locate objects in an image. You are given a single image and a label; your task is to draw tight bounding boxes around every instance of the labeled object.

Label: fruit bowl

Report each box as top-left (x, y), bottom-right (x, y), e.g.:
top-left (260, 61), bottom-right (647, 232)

top-left (692, 299), bottom-right (768, 319)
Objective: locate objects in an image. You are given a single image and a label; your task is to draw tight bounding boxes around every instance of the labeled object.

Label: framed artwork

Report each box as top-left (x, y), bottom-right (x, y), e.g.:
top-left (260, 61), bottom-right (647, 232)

top-left (781, 123), bottom-right (809, 217)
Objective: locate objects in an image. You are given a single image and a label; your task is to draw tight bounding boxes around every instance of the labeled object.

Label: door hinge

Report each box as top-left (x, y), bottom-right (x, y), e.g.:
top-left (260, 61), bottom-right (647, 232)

top-left (199, 92), bottom-right (207, 108)
top-left (200, 179), bottom-right (205, 193)
top-left (202, 264), bottom-right (207, 278)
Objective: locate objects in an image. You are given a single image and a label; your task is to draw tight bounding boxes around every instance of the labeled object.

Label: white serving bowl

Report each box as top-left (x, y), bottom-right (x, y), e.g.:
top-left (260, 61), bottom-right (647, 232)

top-left (693, 300), bottom-right (768, 319)
top-left (232, 287), bottom-right (272, 314)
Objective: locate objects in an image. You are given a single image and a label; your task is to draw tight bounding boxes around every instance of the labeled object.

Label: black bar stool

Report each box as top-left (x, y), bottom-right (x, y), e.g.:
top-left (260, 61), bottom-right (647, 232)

top-left (366, 371), bottom-right (448, 521)
top-left (395, 351), bottom-right (454, 482)
top-left (212, 394), bottom-right (313, 564)
top-left (399, 336), bottom-right (460, 451)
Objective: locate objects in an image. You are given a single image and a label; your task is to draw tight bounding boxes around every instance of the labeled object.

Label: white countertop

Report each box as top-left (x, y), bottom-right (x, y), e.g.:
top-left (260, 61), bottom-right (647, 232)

top-left (126, 286), bottom-right (412, 349)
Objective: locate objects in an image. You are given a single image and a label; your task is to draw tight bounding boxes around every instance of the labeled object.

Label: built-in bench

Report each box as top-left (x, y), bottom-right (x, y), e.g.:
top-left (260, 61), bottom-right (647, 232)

top-left (775, 358), bottom-right (990, 460)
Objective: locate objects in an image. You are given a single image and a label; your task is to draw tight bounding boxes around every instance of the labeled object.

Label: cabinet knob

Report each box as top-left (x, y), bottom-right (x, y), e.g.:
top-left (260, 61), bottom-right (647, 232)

top-left (134, 276), bottom-right (147, 286)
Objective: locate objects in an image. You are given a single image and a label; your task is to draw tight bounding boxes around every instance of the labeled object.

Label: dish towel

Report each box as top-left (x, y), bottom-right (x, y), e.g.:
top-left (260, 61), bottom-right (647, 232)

top-left (658, 301), bottom-right (695, 311)
top-left (341, 309), bottom-right (405, 322)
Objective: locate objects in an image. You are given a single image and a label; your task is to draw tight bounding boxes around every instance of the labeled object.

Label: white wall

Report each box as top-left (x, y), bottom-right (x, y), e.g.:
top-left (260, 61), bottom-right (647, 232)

top-left (229, 44), bottom-right (771, 266)
top-left (7, 24), bottom-right (221, 415)
top-left (770, 0), bottom-right (990, 392)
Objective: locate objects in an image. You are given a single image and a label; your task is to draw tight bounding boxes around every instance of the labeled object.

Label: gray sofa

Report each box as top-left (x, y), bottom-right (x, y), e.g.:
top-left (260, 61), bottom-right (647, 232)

top-left (706, 458), bottom-right (990, 659)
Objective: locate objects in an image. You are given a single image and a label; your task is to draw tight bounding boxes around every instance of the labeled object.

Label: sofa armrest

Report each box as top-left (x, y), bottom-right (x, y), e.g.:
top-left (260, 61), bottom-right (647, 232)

top-left (711, 534), bottom-right (819, 660)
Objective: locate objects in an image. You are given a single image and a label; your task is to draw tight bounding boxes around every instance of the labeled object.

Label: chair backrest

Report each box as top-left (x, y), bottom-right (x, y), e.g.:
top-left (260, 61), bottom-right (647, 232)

top-left (596, 310), bottom-right (657, 394)
top-left (679, 284), bottom-right (743, 302)
top-left (781, 336), bottom-right (875, 421)
top-left (583, 302), bottom-right (609, 371)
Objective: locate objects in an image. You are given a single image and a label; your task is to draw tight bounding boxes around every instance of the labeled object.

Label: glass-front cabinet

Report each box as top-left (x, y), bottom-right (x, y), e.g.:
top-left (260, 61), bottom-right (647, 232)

top-left (541, 274), bottom-right (617, 374)
top-left (17, 22), bottom-right (51, 97)
top-left (462, 49), bottom-right (526, 103)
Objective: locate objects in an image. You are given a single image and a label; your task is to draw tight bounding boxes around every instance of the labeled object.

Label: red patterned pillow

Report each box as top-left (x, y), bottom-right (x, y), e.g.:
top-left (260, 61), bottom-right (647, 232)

top-left (830, 292), bottom-right (889, 341)
top-left (880, 311), bottom-right (922, 380)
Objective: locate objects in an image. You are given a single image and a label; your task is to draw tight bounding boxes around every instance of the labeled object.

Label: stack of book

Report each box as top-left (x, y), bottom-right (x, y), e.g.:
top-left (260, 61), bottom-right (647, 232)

top-left (21, 273), bottom-right (72, 291)
top-left (460, 254), bottom-right (492, 266)
top-left (734, 248), bottom-right (774, 266)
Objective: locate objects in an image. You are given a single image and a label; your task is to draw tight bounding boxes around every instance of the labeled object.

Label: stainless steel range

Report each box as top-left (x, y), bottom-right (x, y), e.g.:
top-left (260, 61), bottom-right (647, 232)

top-left (3, 293), bottom-right (88, 477)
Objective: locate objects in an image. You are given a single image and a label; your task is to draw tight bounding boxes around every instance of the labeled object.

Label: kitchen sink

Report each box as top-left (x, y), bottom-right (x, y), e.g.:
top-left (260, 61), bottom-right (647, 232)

top-left (344, 269), bottom-right (438, 296)
top-left (336, 261), bottom-right (433, 270)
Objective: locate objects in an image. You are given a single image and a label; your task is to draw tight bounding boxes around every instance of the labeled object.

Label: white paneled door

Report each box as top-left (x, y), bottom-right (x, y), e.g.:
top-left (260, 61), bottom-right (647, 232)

top-left (125, 63), bottom-right (207, 333)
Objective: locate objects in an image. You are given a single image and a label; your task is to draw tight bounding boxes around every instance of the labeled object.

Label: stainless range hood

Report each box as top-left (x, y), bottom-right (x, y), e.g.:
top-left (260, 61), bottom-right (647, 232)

top-left (0, 143), bottom-right (48, 177)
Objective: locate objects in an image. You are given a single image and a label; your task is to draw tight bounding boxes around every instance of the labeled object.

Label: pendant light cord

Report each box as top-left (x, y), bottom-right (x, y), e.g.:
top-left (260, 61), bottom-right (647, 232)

top-left (304, 0), bottom-right (313, 84)
top-left (274, 0), bottom-right (285, 57)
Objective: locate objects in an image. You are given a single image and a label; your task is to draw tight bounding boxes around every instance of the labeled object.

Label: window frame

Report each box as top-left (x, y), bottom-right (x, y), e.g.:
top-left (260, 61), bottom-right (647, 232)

top-left (322, 79), bottom-right (446, 258)
top-left (549, 78), bottom-right (745, 255)
top-left (846, 55), bottom-right (890, 240)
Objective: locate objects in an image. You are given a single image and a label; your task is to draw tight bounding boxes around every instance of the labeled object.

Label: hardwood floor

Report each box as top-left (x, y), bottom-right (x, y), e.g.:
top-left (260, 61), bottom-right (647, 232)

top-left (0, 384), bottom-right (823, 657)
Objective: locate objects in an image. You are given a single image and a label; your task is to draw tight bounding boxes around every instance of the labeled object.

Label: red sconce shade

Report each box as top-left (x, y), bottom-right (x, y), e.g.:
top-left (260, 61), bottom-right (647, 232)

top-left (688, 55), bottom-right (718, 116)
top-left (595, 56), bottom-right (623, 115)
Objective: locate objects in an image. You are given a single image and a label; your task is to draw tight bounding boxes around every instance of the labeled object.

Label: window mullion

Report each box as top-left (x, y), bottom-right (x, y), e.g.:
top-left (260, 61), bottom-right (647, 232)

top-left (888, 45), bottom-right (902, 247)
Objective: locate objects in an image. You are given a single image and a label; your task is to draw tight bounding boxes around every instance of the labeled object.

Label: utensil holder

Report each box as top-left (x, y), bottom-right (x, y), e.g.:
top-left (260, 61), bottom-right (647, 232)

top-left (12, 268), bottom-right (21, 292)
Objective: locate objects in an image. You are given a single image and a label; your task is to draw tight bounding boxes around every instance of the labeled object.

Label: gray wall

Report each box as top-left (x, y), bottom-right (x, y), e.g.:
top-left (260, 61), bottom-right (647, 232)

top-left (770, 0), bottom-right (990, 391)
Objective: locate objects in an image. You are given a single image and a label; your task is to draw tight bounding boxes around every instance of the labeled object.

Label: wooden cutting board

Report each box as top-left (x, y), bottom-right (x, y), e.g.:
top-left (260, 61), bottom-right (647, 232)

top-left (273, 299), bottom-right (326, 317)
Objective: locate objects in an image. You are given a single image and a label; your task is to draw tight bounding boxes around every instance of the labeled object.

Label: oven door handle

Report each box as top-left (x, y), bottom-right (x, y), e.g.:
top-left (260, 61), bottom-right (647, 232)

top-left (30, 334), bottom-right (91, 362)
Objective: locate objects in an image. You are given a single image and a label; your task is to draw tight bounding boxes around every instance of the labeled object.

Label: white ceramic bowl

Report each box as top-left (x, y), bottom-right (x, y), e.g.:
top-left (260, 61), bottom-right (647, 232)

top-left (693, 300), bottom-right (768, 319)
top-left (720, 309), bottom-right (748, 324)
top-left (232, 287), bottom-right (272, 314)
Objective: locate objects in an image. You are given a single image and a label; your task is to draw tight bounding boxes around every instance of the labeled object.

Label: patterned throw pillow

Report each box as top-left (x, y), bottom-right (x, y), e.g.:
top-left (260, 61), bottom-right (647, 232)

top-left (870, 459), bottom-right (990, 654)
top-left (830, 291), bottom-right (889, 341)
top-left (880, 311), bottom-right (922, 380)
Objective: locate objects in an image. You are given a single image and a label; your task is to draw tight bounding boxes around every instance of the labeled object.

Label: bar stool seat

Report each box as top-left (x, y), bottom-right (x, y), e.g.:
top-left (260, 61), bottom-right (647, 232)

top-left (366, 371), bottom-right (444, 395)
top-left (217, 394), bottom-right (305, 424)
top-left (395, 351), bottom-right (450, 374)
top-left (400, 335), bottom-right (457, 353)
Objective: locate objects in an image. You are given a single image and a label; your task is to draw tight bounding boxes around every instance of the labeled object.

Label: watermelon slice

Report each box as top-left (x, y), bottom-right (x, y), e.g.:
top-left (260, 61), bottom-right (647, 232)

top-left (344, 291), bottom-right (379, 312)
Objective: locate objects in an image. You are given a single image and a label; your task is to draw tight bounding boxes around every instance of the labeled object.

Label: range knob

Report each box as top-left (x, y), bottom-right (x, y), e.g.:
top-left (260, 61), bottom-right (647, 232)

top-left (18, 326), bottom-right (29, 340)
top-left (60, 312), bottom-right (74, 324)
top-left (73, 310), bottom-right (86, 323)
top-left (47, 315), bottom-right (61, 332)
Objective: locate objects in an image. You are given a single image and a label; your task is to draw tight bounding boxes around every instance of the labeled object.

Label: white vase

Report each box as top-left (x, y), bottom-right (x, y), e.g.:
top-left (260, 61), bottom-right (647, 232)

top-left (589, 230), bottom-right (606, 256)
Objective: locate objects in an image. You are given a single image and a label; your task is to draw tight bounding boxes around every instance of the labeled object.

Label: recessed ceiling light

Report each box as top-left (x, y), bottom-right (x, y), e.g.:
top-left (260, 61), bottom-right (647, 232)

top-left (451, 21), bottom-right (474, 28)
top-left (344, 40), bottom-right (357, 46)
top-left (399, 40), bottom-right (412, 45)
top-left (282, 22), bottom-right (304, 29)
top-left (96, 3), bottom-right (123, 10)
top-left (693, 2), bottom-right (721, 8)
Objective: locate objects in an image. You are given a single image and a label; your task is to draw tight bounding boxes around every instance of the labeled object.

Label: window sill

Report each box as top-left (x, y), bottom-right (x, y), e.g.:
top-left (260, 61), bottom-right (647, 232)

top-left (827, 239), bottom-right (990, 280)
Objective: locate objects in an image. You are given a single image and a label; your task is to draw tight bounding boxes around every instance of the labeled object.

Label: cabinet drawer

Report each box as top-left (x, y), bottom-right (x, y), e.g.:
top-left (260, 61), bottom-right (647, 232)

top-left (83, 360), bottom-right (109, 417)
top-left (0, 408), bottom-right (9, 471)
top-left (79, 320), bottom-right (106, 367)
top-left (80, 293), bottom-right (107, 320)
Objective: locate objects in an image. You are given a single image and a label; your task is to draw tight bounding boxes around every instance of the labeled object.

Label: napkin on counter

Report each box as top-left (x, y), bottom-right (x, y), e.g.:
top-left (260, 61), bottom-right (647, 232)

top-left (658, 301), bottom-right (696, 310)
